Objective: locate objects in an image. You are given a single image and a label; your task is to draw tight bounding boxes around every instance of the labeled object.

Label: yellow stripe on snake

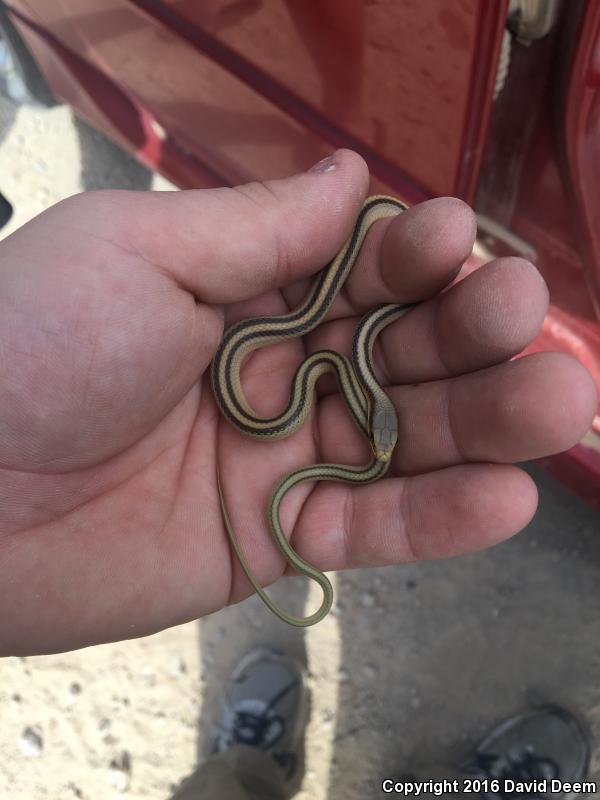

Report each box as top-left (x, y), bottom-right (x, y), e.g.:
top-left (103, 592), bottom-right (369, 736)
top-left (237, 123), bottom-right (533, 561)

top-left (211, 195), bottom-right (415, 626)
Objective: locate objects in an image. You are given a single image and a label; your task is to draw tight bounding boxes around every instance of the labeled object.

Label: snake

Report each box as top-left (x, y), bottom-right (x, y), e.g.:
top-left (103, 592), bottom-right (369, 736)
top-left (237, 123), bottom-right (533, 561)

top-left (211, 195), bottom-right (415, 626)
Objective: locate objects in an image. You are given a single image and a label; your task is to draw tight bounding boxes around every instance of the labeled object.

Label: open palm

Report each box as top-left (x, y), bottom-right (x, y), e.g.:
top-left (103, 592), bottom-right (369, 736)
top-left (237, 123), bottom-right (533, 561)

top-left (0, 150), bottom-right (595, 656)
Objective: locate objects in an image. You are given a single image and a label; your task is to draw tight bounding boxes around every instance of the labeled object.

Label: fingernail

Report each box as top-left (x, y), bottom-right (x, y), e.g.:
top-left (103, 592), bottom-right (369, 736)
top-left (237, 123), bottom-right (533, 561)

top-left (308, 152), bottom-right (338, 173)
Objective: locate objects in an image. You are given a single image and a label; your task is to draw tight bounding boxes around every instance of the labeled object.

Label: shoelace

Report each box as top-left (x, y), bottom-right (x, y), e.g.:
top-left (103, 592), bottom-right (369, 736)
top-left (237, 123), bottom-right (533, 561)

top-left (464, 749), bottom-right (561, 799)
top-left (231, 708), bottom-right (285, 749)
top-left (227, 678), bottom-right (299, 778)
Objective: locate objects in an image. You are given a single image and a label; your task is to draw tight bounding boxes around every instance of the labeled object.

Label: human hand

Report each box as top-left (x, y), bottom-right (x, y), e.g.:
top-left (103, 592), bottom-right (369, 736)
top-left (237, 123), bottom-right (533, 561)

top-left (0, 150), bottom-right (595, 655)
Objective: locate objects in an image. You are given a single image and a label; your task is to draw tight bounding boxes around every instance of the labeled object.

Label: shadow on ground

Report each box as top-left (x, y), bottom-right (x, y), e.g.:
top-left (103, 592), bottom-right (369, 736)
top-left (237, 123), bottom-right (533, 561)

top-left (0, 94), bottom-right (17, 145)
top-left (196, 464), bottom-right (600, 798)
top-left (74, 115), bottom-right (153, 192)
top-left (0, 95), bottom-right (17, 228)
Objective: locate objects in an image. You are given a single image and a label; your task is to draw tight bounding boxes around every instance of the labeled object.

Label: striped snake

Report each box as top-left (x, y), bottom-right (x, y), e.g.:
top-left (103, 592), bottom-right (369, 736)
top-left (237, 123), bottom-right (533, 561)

top-left (211, 195), bottom-right (415, 626)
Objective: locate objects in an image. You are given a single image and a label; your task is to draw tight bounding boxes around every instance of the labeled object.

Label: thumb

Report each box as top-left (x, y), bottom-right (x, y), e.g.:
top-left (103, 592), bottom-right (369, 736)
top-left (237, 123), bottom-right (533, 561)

top-left (124, 149), bottom-right (369, 304)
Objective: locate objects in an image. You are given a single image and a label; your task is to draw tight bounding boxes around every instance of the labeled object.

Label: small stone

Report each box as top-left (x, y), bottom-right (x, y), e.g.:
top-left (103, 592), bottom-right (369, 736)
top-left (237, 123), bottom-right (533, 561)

top-left (167, 656), bottom-right (187, 677)
top-left (98, 717), bottom-right (111, 731)
top-left (12, 693), bottom-right (22, 703)
top-left (107, 751), bottom-right (131, 792)
top-left (406, 579), bottom-right (417, 590)
top-left (362, 664), bottom-right (377, 680)
top-left (18, 726), bottom-right (43, 757)
top-left (360, 591), bottom-right (376, 608)
top-left (69, 682), bottom-right (82, 695)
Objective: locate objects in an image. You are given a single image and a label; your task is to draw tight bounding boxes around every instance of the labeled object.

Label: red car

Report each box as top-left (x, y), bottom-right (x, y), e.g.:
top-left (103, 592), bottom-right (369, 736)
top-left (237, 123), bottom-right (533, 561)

top-left (1, 0), bottom-right (599, 507)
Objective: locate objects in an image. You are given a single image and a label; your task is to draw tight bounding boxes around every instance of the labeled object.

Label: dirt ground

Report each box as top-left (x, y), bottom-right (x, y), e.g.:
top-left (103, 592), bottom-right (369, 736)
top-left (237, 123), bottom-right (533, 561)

top-left (1, 97), bottom-right (599, 800)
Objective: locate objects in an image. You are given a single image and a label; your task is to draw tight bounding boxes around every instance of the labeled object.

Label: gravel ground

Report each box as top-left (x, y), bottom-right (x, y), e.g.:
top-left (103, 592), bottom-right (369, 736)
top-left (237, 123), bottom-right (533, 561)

top-left (1, 96), bottom-right (599, 800)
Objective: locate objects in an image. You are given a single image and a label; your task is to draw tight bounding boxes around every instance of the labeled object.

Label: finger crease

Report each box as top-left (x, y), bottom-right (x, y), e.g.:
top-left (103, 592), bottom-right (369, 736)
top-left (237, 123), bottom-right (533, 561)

top-left (431, 294), bottom-right (457, 375)
top-left (445, 377), bottom-right (468, 462)
top-left (340, 484), bottom-right (356, 568)
top-left (398, 478), bottom-right (418, 563)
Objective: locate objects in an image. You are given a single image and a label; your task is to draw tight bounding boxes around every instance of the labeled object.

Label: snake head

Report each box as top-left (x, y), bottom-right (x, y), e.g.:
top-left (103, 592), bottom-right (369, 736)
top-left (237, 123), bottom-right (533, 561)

top-left (370, 407), bottom-right (398, 463)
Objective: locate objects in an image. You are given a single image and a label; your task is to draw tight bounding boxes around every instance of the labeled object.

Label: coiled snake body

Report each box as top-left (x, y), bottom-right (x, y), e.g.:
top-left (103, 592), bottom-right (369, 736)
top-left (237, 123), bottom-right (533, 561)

top-left (211, 195), bottom-right (415, 626)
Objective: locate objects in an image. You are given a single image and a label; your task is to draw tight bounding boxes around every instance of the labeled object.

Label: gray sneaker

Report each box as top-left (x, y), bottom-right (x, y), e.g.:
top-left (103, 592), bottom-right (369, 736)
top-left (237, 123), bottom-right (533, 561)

top-left (461, 706), bottom-right (591, 800)
top-left (211, 648), bottom-right (309, 780)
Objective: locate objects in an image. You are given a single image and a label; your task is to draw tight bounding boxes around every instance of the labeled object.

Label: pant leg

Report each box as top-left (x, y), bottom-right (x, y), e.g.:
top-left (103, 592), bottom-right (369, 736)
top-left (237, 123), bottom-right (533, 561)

top-left (169, 744), bottom-right (289, 800)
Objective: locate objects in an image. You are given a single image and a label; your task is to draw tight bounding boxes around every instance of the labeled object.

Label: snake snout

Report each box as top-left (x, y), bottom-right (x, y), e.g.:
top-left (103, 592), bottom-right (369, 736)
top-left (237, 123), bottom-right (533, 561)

top-left (371, 407), bottom-right (398, 462)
